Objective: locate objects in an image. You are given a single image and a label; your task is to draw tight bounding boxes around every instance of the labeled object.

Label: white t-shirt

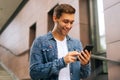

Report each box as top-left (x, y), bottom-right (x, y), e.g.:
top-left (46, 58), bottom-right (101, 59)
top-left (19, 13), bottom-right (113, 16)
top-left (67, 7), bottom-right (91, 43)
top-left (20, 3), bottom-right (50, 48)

top-left (55, 37), bottom-right (70, 80)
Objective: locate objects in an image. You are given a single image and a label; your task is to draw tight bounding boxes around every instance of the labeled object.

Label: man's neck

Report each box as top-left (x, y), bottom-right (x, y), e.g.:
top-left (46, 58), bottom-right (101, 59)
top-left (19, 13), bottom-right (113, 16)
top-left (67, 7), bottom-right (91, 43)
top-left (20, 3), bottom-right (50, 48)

top-left (52, 31), bottom-right (65, 41)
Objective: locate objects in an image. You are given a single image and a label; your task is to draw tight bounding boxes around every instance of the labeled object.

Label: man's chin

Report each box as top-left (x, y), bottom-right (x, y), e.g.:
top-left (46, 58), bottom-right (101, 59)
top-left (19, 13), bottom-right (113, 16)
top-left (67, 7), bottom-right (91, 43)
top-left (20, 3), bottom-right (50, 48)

top-left (62, 32), bottom-right (68, 36)
top-left (61, 30), bottom-right (69, 36)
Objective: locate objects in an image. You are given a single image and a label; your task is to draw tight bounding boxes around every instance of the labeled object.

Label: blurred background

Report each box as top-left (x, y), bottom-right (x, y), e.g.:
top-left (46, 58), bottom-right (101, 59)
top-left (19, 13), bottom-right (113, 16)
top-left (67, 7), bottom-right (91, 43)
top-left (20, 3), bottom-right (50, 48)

top-left (0, 0), bottom-right (120, 80)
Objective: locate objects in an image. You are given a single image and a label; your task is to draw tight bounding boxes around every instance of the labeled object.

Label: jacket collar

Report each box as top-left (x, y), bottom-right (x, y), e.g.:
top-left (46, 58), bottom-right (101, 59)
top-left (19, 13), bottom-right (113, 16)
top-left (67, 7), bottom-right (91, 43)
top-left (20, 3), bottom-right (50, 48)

top-left (47, 31), bottom-right (71, 41)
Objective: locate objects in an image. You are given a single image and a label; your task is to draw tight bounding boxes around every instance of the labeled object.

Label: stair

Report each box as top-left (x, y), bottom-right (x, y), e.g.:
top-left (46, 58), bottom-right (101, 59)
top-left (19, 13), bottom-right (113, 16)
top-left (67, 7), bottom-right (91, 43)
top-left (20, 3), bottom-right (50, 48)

top-left (0, 65), bottom-right (13, 80)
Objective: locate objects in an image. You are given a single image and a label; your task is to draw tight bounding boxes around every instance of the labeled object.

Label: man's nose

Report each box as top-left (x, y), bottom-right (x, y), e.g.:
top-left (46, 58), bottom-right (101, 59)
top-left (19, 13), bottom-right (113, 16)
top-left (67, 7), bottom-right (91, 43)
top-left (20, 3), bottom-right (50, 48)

top-left (66, 23), bottom-right (72, 29)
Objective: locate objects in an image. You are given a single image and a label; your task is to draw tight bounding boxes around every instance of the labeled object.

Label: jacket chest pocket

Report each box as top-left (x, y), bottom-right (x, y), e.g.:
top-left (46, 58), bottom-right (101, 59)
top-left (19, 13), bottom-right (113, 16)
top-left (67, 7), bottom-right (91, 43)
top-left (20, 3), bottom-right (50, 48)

top-left (42, 48), bottom-right (56, 63)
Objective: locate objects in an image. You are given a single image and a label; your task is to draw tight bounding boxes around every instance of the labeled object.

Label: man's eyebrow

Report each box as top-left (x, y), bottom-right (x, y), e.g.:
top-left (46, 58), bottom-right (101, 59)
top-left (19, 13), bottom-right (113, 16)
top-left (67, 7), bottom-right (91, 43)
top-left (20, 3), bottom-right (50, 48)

top-left (63, 19), bottom-right (74, 22)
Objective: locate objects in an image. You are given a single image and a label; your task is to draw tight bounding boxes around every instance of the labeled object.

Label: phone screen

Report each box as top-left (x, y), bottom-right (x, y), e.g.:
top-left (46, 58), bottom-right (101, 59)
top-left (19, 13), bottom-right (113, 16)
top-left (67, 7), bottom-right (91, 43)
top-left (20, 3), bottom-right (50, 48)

top-left (83, 45), bottom-right (93, 53)
top-left (76, 44), bottom-right (93, 61)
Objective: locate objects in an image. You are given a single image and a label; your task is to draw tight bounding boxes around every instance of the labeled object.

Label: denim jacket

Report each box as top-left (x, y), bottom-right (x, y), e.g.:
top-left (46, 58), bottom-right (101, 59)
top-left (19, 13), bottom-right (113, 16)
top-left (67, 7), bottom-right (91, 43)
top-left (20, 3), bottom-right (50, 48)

top-left (30, 32), bottom-right (91, 80)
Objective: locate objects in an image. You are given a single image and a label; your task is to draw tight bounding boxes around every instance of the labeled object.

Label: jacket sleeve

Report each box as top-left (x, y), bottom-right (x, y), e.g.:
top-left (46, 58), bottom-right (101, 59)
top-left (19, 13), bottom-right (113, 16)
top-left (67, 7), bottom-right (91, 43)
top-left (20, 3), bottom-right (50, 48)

top-left (76, 40), bottom-right (91, 78)
top-left (80, 62), bottom-right (91, 79)
top-left (29, 38), bottom-right (66, 80)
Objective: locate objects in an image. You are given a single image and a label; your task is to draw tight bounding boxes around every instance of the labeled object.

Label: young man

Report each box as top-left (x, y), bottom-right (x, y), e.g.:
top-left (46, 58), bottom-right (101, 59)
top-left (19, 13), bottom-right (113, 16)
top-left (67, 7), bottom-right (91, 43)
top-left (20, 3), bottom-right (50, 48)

top-left (30, 4), bottom-right (91, 80)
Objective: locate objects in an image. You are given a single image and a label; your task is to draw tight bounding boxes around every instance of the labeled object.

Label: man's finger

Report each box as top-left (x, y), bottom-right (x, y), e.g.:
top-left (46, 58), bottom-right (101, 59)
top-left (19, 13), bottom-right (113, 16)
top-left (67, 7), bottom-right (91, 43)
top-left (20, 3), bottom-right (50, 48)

top-left (69, 51), bottom-right (79, 56)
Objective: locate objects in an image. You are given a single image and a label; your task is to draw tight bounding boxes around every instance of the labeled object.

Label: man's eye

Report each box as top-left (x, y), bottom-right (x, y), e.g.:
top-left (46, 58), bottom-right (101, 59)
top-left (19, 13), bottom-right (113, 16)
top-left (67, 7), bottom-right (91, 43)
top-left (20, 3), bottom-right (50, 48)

top-left (70, 21), bottom-right (74, 24)
top-left (63, 20), bottom-right (74, 24)
top-left (63, 20), bottom-right (69, 24)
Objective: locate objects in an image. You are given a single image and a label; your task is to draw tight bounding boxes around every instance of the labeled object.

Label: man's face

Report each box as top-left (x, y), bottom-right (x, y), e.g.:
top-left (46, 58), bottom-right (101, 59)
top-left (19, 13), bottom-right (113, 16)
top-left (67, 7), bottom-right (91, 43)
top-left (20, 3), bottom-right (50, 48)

top-left (54, 13), bottom-right (75, 36)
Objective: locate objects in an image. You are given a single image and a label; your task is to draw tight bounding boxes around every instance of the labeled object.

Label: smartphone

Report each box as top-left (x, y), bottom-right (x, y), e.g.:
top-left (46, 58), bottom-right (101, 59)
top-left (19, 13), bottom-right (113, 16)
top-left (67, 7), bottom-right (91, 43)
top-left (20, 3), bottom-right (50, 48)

top-left (76, 44), bottom-right (93, 61)
top-left (83, 44), bottom-right (93, 53)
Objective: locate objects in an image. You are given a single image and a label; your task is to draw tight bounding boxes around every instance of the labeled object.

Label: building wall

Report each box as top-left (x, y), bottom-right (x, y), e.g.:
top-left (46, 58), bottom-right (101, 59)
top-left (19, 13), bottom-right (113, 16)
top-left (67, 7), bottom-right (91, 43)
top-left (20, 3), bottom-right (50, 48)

top-left (79, 0), bottom-right (90, 47)
top-left (103, 0), bottom-right (120, 80)
top-left (0, 0), bottom-right (80, 79)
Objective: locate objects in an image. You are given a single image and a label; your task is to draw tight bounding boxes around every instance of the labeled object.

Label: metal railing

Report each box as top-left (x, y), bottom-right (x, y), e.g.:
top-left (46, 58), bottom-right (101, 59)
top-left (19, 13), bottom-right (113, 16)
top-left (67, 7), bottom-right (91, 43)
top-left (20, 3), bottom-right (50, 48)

top-left (1, 44), bottom-right (120, 64)
top-left (91, 54), bottom-right (120, 64)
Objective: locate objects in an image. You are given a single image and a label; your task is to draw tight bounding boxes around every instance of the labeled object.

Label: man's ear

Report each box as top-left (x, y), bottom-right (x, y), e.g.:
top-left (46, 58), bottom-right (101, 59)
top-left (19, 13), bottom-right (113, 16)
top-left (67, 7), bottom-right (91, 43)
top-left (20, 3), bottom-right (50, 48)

top-left (53, 15), bottom-right (57, 22)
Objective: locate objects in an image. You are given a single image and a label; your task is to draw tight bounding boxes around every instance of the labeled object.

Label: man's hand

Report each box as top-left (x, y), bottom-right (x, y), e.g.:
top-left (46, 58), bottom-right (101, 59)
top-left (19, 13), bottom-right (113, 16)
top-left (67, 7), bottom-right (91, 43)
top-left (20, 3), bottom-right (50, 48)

top-left (77, 50), bottom-right (91, 65)
top-left (64, 51), bottom-right (79, 64)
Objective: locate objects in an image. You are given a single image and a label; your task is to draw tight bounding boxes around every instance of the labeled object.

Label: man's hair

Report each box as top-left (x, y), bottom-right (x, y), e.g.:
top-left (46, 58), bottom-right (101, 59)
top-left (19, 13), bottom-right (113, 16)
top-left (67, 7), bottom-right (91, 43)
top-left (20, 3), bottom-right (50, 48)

top-left (53, 4), bottom-right (76, 19)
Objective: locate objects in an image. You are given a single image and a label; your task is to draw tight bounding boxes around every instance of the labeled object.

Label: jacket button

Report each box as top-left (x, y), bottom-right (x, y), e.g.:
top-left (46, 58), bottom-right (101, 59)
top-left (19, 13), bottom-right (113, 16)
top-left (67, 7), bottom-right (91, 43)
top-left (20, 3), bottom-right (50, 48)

top-left (71, 73), bottom-right (72, 75)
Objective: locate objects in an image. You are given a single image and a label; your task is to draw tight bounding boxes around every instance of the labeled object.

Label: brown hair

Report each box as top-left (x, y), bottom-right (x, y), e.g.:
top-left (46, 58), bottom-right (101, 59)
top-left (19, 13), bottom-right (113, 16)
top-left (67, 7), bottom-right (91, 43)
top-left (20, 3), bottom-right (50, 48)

top-left (53, 4), bottom-right (76, 19)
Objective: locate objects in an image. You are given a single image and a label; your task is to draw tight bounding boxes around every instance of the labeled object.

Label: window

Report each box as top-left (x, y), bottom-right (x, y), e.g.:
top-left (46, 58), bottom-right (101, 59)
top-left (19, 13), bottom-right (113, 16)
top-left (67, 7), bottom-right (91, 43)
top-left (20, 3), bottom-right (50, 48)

top-left (29, 23), bottom-right (36, 48)
top-left (90, 0), bottom-right (106, 53)
top-left (48, 4), bottom-right (58, 32)
top-left (96, 0), bottom-right (106, 52)
top-left (28, 23), bottom-right (36, 60)
top-left (89, 0), bottom-right (108, 76)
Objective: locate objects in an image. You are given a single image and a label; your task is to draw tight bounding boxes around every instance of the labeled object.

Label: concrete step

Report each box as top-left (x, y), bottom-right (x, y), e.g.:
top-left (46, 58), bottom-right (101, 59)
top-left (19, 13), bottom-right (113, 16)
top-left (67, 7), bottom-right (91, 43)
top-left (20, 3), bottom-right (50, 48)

top-left (0, 65), bottom-right (13, 80)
